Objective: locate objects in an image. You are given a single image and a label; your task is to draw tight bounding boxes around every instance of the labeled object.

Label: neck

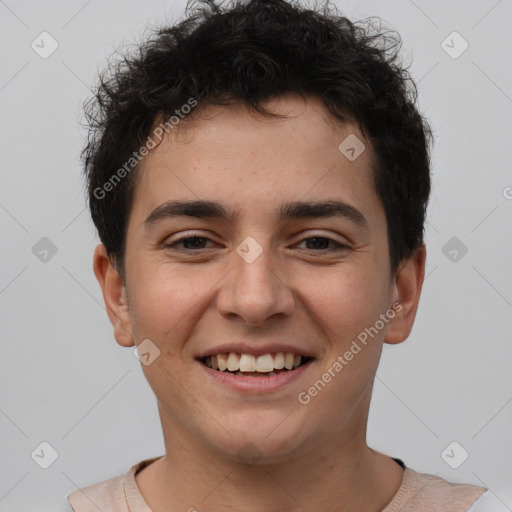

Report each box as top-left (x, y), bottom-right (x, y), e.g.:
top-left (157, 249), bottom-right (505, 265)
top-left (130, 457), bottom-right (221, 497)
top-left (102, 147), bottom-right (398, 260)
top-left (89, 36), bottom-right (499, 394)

top-left (135, 411), bottom-right (404, 511)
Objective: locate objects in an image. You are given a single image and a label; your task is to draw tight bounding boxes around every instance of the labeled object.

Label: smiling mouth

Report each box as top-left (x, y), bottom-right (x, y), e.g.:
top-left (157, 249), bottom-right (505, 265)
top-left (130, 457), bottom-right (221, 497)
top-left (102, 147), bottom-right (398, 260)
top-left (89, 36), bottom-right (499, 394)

top-left (200, 352), bottom-right (313, 377)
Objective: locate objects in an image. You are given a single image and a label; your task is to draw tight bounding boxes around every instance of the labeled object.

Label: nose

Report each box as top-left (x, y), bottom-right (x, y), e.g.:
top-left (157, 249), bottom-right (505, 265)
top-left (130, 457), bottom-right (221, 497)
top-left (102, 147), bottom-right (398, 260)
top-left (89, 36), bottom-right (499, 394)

top-left (216, 240), bottom-right (296, 326)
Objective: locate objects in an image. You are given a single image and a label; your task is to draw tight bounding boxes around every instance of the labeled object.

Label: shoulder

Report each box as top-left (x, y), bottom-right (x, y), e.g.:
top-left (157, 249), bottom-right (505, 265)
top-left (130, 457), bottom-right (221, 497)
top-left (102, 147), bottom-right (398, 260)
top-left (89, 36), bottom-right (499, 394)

top-left (67, 457), bottom-right (160, 512)
top-left (384, 467), bottom-right (487, 512)
top-left (67, 472), bottom-right (127, 512)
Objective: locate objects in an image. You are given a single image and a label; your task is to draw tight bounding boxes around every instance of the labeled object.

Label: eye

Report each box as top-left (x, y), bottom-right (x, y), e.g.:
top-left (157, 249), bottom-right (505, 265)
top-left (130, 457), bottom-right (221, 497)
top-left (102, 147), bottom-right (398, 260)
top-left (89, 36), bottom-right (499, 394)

top-left (164, 235), bottom-right (214, 251)
top-left (296, 236), bottom-right (349, 252)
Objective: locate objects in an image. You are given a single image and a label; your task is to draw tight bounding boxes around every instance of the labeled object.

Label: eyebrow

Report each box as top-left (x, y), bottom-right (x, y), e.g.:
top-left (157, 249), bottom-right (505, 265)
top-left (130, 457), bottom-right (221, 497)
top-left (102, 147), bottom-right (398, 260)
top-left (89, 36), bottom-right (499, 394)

top-left (144, 199), bottom-right (369, 231)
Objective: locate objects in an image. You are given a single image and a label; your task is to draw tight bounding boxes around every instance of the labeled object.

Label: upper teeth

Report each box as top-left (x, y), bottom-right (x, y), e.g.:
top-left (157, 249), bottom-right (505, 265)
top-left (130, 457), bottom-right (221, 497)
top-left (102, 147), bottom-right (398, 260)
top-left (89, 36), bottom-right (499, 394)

top-left (205, 352), bottom-right (304, 372)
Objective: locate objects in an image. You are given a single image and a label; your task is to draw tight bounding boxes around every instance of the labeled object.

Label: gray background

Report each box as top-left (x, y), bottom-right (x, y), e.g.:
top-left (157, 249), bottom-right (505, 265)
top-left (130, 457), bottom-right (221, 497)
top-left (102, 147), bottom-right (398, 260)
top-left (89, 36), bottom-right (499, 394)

top-left (1, 0), bottom-right (511, 510)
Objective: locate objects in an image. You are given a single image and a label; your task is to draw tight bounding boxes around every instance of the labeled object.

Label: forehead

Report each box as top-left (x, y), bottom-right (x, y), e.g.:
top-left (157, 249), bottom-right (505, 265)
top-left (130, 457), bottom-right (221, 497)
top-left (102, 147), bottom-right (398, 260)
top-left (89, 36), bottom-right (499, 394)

top-left (130, 94), bottom-right (384, 230)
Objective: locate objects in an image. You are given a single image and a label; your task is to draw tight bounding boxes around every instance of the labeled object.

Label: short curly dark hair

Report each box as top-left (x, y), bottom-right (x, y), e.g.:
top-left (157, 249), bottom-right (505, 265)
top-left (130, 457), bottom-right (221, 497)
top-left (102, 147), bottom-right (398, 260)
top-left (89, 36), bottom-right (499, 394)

top-left (82, 0), bottom-right (432, 283)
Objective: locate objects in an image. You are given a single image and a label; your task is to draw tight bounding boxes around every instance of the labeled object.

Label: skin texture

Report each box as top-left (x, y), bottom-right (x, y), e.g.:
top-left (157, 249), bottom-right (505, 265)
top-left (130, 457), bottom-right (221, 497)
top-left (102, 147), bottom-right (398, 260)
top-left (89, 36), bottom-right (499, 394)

top-left (93, 92), bottom-right (426, 511)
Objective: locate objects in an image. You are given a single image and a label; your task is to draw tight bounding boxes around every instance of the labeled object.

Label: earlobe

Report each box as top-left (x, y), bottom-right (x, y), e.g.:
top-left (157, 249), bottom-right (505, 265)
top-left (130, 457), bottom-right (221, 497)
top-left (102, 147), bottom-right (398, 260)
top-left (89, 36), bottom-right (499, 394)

top-left (92, 244), bottom-right (135, 347)
top-left (384, 244), bottom-right (426, 345)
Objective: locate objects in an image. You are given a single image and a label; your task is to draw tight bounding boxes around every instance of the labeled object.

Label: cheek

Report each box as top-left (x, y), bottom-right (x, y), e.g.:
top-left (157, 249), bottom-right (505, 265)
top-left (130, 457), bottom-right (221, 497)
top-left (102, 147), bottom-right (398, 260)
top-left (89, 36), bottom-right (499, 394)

top-left (299, 266), bottom-right (388, 340)
top-left (127, 259), bottom-right (215, 344)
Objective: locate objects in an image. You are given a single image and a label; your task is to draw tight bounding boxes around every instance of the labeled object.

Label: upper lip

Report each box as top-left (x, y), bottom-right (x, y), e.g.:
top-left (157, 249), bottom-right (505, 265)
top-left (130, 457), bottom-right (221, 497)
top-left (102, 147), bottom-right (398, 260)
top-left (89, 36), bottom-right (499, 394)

top-left (197, 342), bottom-right (315, 359)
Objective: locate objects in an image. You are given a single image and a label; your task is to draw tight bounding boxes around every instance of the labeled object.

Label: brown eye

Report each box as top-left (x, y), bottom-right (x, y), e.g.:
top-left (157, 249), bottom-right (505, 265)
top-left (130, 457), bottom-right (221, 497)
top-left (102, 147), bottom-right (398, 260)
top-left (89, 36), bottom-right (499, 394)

top-left (165, 236), bottom-right (213, 250)
top-left (297, 236), bottom-right (349, 252)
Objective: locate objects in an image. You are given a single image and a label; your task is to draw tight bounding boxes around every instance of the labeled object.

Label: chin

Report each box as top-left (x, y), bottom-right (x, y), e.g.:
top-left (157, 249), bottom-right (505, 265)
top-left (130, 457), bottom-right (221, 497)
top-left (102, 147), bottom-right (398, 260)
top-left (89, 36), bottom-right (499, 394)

top-left (209, 412), bottom-right (307, 464)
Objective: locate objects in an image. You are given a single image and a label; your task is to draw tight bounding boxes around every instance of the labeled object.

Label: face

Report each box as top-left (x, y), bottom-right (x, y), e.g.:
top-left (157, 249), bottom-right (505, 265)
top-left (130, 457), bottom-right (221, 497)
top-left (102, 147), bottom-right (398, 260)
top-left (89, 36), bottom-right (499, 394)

top-left (95, 93), bottom-right (425, 464)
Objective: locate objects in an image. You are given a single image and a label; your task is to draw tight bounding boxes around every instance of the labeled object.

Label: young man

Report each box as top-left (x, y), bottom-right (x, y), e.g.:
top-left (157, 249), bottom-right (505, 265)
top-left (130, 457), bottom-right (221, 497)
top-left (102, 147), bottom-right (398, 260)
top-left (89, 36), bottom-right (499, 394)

top-left (68, 0), bottom-right (491, 509)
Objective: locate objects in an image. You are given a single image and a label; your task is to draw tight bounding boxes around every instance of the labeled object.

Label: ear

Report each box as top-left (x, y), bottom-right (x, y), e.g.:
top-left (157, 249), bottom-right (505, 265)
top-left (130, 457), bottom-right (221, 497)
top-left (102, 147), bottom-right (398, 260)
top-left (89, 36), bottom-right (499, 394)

top-left (384, 244), bottom-right (426, 345)
top-left (93, 244), bottom-right (135, 347)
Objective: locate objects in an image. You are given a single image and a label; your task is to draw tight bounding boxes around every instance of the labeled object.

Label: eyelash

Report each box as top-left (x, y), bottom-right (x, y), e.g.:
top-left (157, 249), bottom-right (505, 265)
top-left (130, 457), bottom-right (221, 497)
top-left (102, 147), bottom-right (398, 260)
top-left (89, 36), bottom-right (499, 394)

top-left (164, 235), bottom-right (350, 253)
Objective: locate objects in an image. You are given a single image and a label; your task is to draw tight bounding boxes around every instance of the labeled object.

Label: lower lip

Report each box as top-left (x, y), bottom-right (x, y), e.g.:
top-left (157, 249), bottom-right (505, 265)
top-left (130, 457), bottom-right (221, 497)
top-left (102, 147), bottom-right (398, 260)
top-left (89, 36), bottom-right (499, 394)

top-left (198, 360), bottom-right (314, 392)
